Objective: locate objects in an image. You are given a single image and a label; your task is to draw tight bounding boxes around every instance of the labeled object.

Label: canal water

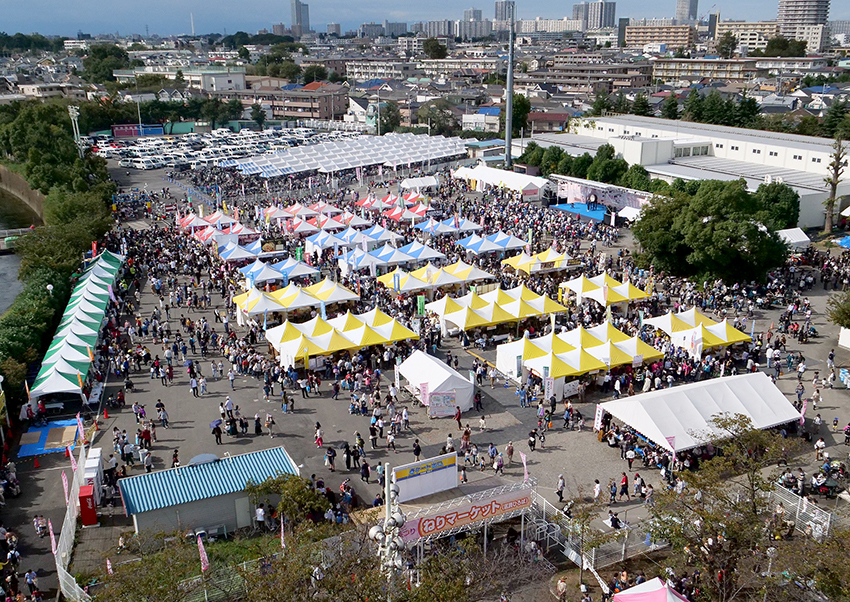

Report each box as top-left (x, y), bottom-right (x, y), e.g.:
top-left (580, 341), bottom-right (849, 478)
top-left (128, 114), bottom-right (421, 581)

top-left (0, 190), bottom-right (41, 314)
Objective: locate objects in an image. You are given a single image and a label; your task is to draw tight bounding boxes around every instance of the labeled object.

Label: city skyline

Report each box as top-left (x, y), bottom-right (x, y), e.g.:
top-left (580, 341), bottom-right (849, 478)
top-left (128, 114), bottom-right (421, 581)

top-left (2, 0), bottom-right (848, 37)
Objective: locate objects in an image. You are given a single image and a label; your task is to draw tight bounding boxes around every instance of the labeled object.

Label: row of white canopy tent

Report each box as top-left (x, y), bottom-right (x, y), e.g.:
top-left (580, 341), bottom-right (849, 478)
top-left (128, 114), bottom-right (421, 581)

top-left (599, 372), bottom-right (801, 453)
top-left (220, 133), bottom-right (467, 179)
top-left (453, 163), bottom-right (550, 199)
top-left (28, 251), bottom-right (125, 403)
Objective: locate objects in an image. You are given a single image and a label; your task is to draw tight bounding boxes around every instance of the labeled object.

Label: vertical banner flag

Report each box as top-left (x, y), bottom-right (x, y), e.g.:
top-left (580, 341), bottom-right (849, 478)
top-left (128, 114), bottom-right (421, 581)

top-left (198, 535), bottom-right (210, 572)
top-left (49, 519), bottom-right (57, 555)
top-left (107, 559), bottom-right (114, 575)
top-left (665, 436), bottom-right (676, 451)
top-left (61, 471), bottom-right (69, 505)
top-left (281, 518), bottom-right (286, 550)
top-left (76, 412), bottom-right (86, 443)
top-left (420, 383), bottom-right (429, 406)
top-left (69, 447), bottom-right (78, 471)
top-left (519, 451), bottom-right (529, 482)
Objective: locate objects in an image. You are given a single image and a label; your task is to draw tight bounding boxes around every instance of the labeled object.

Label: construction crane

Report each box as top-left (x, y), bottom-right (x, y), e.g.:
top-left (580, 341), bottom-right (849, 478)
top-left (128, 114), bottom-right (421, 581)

top-left (698, 4), bottom-right (717, 23)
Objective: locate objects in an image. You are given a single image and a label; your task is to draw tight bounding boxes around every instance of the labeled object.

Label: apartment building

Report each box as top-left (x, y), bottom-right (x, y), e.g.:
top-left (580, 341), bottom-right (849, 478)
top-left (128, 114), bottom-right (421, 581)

top-left (113, 66), bottom-right (246, 91)
top-left (653, 58), bottom-right (759, 82)
top-left (714, 21), bottom-right (780, 51)
top-left (516, 61), bottom-right (651, 93)
top-left (216, 85), bottom-right (348, 121)
top-left (345, 60), bottom-right (419, 81)
top-left (417, 57), bottom-right (505, 77)
top-left (624, 24), bottom-right (696, 48)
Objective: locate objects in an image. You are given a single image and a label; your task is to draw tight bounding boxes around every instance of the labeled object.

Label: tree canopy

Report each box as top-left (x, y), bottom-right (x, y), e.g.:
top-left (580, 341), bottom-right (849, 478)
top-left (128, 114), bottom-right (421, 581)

top-left (82, 45), bottom-right (137, 83)
top-left (422, 37), bottom-right (448, 59)
top-left (751, 35), bottom-right (808, 57)
top-left (633, 179), bottom-right (789, 282)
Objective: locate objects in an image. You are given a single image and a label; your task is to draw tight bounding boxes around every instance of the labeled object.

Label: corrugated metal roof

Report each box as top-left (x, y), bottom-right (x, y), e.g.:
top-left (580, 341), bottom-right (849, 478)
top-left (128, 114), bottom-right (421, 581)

top-left (119, 447), bottom-right (300, 515)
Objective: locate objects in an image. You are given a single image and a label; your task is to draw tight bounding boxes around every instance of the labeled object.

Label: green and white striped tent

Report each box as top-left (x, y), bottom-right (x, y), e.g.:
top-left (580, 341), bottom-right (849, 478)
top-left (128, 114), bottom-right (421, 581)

top-left (28, 251), bottom-right (124, 402)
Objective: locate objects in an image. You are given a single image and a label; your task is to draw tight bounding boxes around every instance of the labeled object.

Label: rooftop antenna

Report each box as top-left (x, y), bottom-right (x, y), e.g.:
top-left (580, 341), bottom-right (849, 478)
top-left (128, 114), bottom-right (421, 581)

top-left (191, 13), bottom-right (195, 36)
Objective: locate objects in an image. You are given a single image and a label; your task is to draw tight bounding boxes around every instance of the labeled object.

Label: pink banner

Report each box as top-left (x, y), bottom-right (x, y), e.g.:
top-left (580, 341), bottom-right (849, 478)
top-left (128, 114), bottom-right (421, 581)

top-left (519, 451), bottom-right (529, 482)
top-left (198, 535), bottom-right (210, 572)
top-left (61, 471), bottom-right (69, 505)
top-left (49, 519), bottom-right (57, 555)
top-left (69, 448), bottom-right (78, 472)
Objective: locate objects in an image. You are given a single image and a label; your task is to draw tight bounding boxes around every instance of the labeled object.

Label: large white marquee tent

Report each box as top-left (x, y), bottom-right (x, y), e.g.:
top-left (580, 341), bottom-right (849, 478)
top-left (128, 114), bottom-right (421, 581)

top-left (598, 372), bottom-right (801, 453)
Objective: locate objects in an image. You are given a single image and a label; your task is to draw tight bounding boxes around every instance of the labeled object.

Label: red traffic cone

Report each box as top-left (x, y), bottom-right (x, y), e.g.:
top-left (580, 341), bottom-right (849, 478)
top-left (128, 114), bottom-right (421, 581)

top-left (94, 420), bottom-right (99, 431)
top-left (65, 447), bottom-right (70, 458)
top-left (104, 409), bottom-right (109, 419)
top-left (33, 457), bottom-right (40, 469)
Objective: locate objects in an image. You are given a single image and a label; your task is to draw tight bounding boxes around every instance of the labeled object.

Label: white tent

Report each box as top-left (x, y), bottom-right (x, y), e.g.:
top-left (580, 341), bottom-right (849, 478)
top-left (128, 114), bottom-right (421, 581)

top-left (452, 163), bottom-right (550, 201)
top-left (776, 227), bottom-right (810, 251)
top-left (599, 372), bottom-right (801, 453)
top-left (400, 175), bottom-right (439, 189)
top-left (617, 206), bottom-right (642, 221)
top-left (397, 350), bottom-right (474, 414)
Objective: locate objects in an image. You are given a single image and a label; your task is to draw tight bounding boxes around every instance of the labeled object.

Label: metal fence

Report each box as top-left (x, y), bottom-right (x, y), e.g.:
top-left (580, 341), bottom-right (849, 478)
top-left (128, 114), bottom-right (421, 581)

top-left (55, 441), bottom-right (92, 602)
top-left (770, 485), bottom-right (833, 540)
top-left (529, 493), bottom-right (666, 571)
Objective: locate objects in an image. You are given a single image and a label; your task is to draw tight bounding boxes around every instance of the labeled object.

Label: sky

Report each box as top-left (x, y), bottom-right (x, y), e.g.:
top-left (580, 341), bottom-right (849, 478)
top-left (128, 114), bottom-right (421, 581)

top-left (3, 0), bottom-right (848, 38)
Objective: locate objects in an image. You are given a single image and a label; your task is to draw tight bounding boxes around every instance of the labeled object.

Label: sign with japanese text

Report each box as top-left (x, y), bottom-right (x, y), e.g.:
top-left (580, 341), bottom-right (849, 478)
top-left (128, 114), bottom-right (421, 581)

top-left (400, 489), bottom-right (533, 543)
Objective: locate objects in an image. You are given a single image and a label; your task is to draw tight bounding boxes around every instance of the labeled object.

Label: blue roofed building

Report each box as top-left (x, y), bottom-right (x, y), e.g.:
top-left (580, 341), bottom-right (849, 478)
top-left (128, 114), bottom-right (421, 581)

top-left (118, 446), bottom-right (299, 534)
top-left (462, 107), bottom-right (501, 133)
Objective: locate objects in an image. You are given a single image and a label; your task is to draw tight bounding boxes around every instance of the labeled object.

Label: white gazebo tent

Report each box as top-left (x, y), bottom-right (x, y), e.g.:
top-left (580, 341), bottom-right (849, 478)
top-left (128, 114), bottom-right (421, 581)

top-left (776, 227), bottom-right (810, 251)
top-left (598, 372), bottom-right (801, 453)
top-left (397, 350), bottom-right (474, 414)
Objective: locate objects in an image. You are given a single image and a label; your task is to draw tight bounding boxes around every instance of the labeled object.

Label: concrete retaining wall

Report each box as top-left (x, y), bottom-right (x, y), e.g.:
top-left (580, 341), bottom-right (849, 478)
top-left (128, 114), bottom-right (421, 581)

top-left (0, 164), bottom-right (45, 222)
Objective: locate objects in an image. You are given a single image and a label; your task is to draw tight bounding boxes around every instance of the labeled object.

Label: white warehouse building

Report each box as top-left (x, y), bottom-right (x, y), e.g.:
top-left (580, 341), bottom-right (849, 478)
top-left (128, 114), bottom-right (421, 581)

top-left (523, 115), bottom-right (848, 229)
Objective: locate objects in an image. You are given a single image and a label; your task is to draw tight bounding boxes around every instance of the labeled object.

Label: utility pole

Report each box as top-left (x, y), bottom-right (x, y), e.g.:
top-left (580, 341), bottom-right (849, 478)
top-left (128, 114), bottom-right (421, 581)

top-left (504, 2), bottom-right (515, 168)
top-left (377, 89), bottom-right (382, 136)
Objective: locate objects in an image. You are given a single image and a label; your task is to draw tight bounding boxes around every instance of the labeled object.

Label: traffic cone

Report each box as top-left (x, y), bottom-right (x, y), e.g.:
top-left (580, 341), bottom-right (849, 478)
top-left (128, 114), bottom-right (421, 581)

top-left (94, 420), bottom-right (99, 431)
top-left (33, 457), bottom-right (40, 469)
top-left (65, 447), bottom-right (70, 458)
top-left (104, 409), bottom-right (109, 419)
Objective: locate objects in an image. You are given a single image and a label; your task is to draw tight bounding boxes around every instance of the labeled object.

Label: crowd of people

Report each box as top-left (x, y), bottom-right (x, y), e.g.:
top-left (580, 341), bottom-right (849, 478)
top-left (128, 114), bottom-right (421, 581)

top-left (17, 153), bottom-right (849, 600)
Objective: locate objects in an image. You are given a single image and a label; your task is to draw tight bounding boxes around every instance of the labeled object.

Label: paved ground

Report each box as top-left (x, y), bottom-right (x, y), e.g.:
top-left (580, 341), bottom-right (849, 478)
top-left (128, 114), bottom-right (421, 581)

top-left (11, 164), bottom-right (850, 597)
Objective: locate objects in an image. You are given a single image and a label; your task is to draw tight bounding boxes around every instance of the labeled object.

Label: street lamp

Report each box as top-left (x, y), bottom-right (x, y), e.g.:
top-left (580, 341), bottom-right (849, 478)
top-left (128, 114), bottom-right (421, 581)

top-left (368, 463), bottom-right (406, 601)
top-left (46, 284), bottom-right (54, 295)
top-left (68, 106), bottom-right (84, 159)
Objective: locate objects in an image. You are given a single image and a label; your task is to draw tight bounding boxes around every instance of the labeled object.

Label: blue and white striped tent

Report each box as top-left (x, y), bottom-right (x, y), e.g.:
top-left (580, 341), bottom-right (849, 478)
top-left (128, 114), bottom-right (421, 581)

top-left (398, 240), bottom-right (445, 261)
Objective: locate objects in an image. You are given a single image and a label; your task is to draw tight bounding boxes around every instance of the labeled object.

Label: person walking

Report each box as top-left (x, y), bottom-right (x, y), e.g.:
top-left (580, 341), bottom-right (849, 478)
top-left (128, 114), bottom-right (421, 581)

top-left (555, 475), bottom-right (565, 503)
top-left (618, 472), bottom-right (631, 502)
top-left (527, 429), bottom-right (537, 452)
top-left (360, 461), bottom-right (371, 483)
top-left (265, 413), bottom-right (276, 438)
top-left (212, 424), bottom-right (223, 445)
top-left (413, 439), bottom-right (421, 461)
